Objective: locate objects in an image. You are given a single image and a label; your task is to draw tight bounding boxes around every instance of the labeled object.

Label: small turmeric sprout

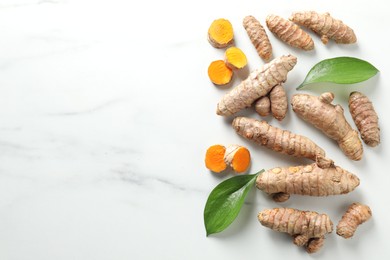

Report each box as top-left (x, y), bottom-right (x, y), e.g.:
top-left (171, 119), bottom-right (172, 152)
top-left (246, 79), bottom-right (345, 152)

top-left (290, 11), bottom-right (357, 44)
top-left (243, 15), bottom-right (272, 61)
top-left (208, 60), bottom-right (233, 86)
top-left (258, 208), bottom-right (333, 253)
top-left (336, 203), bottom-right (372, 239)
top-left (232, 117), bottom-right (325, 161)
top-left (292, 92), bottom-right (363, 161)
top-left (349, 91), bottom-right (380, 147)
top-left (205, 144), bottom-right (251, 173)
top-left (269, 83), bottom-right (288, 121)
top-left (208, 18), bottom-right (234, 48)
top-left (254, 96), bottom-right (271, 117)
top-left (224, 47), bottom-right (247, 69)
top-left (216, 54), bottom-right (297, 116)
top-left (266, 14), bottom-right (314, 51)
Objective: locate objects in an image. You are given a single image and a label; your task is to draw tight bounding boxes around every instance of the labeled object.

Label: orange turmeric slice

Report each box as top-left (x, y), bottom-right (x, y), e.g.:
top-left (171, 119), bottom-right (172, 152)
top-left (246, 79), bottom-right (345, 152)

top-left (208, 60), bottom-right (233, 85)
top-left (205, 144), bottom-right (251, 173)
top-left (208, 18), bottom-right (234, 48)
top-left (225, 145), bottom-right (251, 173)
top-left (205, 145), bottom-right (227, 173)
top-left (225, 47), bottom-right (247, 69)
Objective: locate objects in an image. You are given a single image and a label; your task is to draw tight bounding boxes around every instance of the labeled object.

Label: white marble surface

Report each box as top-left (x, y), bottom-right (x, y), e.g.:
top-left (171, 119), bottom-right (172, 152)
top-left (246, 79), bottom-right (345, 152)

top-left (0, 0), bottom-right (389, 259)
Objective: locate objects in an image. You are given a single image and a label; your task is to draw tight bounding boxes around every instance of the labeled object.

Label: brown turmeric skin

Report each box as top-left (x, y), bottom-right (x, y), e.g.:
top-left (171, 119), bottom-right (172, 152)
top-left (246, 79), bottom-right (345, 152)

top-left (266, 14), bottom-right (314, 51)
top-left (290, 11), bottom-right (357, 44)
top-left (349, 91), bottom-right (380, 147)
top-left (337, 203), bottom-right (372, 239)
top-left (254, 96), bottom-right (271, 117)
top-left (256, 156), bottom-right (360, 202)
top-left (292, 92), bottom-right (363, 161)
top-left (258, 208), bottom-right (333, 253)
top-left (232, 117), bottom-right (325, 161)
top-left (216, 55), bottom-right (297, 116)
top-left (243, 15), bottom-right (273, 61)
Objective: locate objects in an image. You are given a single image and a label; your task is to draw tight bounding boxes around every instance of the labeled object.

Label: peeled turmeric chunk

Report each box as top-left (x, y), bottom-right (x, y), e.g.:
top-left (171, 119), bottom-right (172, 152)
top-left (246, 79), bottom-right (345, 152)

top-left (243, 15), bottom-right (272, 61)
top-left (266, 14), bottom-right (314, 51)
top-left (224, 144), bottom-right (251, 173)
top-left (254, 96), bottom-right (271, 117)
top-left (208, 60), bottom-right (233, 85)
top-left (256, 156), bottom-right (360, 202)
top-left (216, 54), bottom-right (297, 116)
top-left (269, 83), bottom-right (288, 121)
top-left (258, 208), bottom-right (333, 253)
top-left (290, 11), bottom-right (357, 44)
top-left (225, 47), bottom-right (247, 69)
top-left (349, 91), bottom-right (380, 147)
top-left (205, 145), bottom-right (227, 173)
top-left (336, 203), bottom-right (372, 239)
top-left (205, 144), bottom-right (251, 173)
top-left (292, 92), bottom-right (363, 161)
top-left (208, 18), bottom-right (234, 48)
top-left (232, 117), bottom-right (325, 161)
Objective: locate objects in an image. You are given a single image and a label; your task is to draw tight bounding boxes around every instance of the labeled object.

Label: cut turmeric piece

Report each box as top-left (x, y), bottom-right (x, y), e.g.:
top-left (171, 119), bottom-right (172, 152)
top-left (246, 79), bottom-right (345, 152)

top-left (224, 145), bottom-right (251, 173)
top-left (208, 60), bottom-right (233, 85)
top-left (205, 145), bottom-right (227, 173)
top-left (205, 144), bottom-right (251, 173)
top-left (208, 18), bottom-right (234, 48)
top-left (225, 47), bottom-right (247, 69)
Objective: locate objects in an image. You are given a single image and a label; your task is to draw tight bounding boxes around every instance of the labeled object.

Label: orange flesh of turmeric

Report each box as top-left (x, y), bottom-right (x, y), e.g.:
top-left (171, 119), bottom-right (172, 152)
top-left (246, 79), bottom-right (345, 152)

top-left (231, 147), bottom-right (250, 173)
top-left (208, 19), bottom-right (234, 48)
top-left (208, 60), bottom-right (233, 85)
top-left (225, 47), bottom-right (247, 69)
top-left (205, 145), bottom-right (227, 173)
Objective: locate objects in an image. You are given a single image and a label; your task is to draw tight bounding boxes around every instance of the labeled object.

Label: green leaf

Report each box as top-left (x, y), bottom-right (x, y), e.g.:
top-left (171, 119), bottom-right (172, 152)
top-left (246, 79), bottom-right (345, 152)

top-left (204, 170), bottom-right (263, 236)
top-left (297, 57), bottom-right (379, 89)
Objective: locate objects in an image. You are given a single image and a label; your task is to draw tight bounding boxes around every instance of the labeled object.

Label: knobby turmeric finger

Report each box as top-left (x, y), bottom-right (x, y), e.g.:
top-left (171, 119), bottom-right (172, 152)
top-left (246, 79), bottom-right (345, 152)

top-left (216, 54), bottom-right (297, 116)
top-left (258, 208), bottom-right (333, 253)
top-left (336, 203), bottom-right (372, 239)
top-left (292, 92), bottom-right (363, 161)
top-left (208, 18), bottom-right (234, 48)
top-left (232, 117), bottom-right (325, 161)
top-left (205, 144), bottom-right (251, 173)
top-left (290, 11), bottom-right (357, 44)
top-left (208, 60), bottom-right (233, 85)
top-left (256, 156), bottom-right (360, 202)
top-left (266, 14), bottom-right (314, 51)
top-left (269, 83), bottom-right (288, 121)
top-left (349, 91), bottom-right (380, 147)
top-left (224, 47), bottom-right (247, 69)
top-left (243, 15), bottom-right (272, 61)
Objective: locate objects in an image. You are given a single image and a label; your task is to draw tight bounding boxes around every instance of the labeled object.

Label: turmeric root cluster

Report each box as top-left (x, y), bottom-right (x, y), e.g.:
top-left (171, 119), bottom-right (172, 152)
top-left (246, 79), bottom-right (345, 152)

top-left (205, 144), bottom-right (251, 173)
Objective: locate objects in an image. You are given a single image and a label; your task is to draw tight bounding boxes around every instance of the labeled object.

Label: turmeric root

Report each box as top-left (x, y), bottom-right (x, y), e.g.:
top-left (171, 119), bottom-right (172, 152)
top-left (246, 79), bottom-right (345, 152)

top-left (208, 18), bottom-right (234, 48)
top-left (256, 156), bottom-right (360, 202)
top-left (290, 11), bottom-right (357, 44)
top-left (258, 208), bottom-right (333, 253)
top-left (254, 96), bottom-right (271, 117)
top-left (243, 15), bottom-right (272, 62)
top-left (208, 60), bottom-right (233, 85)
top-left (349, 91), bottom-right (380, 147)
top-left (292, 92), bottom-right (363, 161)
top-left (225, 47), bottom-right (247, 69)
top-left (205, 144), bottom-right (251, 173)
top-left (336, 203), bottom-right (372, 239)
top-left (270, 83), bottom-right (288, 121)
top-left (217, 54), bottom-right (297, 116)
top-left (266, 14), bottom-right (314, 51)
top-left (232, 117), bottom-right (325, 161)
